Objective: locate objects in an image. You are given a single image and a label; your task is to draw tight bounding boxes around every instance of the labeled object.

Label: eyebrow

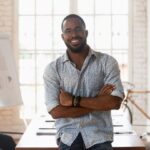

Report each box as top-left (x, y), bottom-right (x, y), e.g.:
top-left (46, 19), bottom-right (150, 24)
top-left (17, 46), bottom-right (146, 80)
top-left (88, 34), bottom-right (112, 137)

top-left (63, 26), bottom-right (84, 31)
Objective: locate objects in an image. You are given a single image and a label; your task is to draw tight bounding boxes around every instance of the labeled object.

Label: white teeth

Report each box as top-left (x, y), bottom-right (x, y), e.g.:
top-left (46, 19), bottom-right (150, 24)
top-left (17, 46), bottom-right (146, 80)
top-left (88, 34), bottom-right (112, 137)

top-left (72, 40), bottom-right (79, 43)
top-left (71, 39), bottom-right (80, 45)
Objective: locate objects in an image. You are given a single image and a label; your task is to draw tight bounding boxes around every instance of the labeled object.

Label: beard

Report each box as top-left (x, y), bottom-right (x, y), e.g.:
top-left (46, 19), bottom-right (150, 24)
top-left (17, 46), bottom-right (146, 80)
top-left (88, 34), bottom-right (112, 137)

top-left (65, 38), bottom-right (87, 53)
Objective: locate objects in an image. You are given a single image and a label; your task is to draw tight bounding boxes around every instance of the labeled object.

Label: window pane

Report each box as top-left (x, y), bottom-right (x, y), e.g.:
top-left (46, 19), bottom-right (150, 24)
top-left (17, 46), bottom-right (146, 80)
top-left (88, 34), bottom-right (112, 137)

top-left (36, 52), bottom-right (64, 84)
top-left (95, 16), bottom-right (111, 49)
top-left (112, 0), bottom-right (128, 14)
top-left (80, 15), bottom-right (94, 48)
top-left (20, 86), bottom-right (35, 107)
top-left (37, 86), bottom-right (47, 114)
top-left (19, 16), bottom-right (35, 50)
top-left (36, 53), bottom-right (52, 84)
top-left (99, 49), bottom-right (111, 55)
top-left (77, 0), bottom-right (94, 14)
top-left (53, 16), bottom-right (66, 50)
top-left (20, 85), bottom-right (36, 118)
top-left (36, 16), bottom-right (52, 50)
top-left (19, 0), bottom-right (35, 15)
top-left (19, 53), bottom-right (35, 84)
top-left (53, 0), bottom-right (69, 14)
top-left (112, 15), bottom-right (128, 49)
top-left (112, 50), bottom-right (128, 81)
top-left (18, 0), bottom-right (129, 117)
top-left (95, 0), bottom-right (111, 14)
top-left (36, 0), bottom-right (52, 14)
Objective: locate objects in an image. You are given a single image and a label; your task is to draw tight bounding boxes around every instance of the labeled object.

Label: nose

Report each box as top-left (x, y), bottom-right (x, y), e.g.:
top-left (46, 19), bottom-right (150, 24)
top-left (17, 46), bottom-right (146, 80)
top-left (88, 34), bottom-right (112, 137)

top-left (71, 30), bottom-right (78, 37)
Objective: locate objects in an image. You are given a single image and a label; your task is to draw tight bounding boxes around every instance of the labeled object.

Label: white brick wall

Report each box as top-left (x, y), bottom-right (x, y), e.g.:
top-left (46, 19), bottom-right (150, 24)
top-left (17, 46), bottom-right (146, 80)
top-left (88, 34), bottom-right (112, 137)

top-left (130, 0), bottom-right (149, 135)
top-left (132, 0), bottom-right (147, 88)
top-left (0, 0), bottom-right (12, 37)
top-left (147, 0), bottom-right (150, 134)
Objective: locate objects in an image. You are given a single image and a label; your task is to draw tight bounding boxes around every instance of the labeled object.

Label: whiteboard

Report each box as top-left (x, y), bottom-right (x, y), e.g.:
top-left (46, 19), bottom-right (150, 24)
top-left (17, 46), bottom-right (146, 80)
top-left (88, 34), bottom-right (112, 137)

top-left (0, 34), bottom-right (23, 107)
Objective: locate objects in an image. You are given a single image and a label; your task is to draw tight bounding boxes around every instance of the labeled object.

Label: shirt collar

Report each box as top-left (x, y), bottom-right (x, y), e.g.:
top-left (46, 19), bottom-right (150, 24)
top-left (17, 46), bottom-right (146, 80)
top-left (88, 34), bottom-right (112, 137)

top-left (62, 47), bottom-right (97, 63)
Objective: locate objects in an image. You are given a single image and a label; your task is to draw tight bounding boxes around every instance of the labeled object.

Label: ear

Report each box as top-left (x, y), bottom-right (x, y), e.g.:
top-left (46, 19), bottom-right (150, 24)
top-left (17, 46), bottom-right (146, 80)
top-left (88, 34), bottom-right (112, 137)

top-left (61, 33), bottom-right (64, 41)
top-left (85, 30), bottom-right (88, 37)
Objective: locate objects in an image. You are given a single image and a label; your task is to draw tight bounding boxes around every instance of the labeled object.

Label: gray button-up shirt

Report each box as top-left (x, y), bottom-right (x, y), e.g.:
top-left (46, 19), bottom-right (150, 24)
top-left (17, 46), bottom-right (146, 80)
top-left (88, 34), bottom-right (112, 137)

top-left (43, 49), bottom-right (124, 149)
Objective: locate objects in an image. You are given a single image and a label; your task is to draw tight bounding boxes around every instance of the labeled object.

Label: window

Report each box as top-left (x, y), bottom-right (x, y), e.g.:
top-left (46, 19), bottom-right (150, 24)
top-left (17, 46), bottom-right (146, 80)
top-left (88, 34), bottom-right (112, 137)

top-left (18, 0), bottom-right (128, 117)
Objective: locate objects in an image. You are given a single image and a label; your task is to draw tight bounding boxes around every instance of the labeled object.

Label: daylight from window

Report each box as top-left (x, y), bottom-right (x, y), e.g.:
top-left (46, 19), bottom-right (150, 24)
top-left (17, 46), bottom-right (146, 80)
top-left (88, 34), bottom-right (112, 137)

top-left (18, 0), bottom-right (128, 117)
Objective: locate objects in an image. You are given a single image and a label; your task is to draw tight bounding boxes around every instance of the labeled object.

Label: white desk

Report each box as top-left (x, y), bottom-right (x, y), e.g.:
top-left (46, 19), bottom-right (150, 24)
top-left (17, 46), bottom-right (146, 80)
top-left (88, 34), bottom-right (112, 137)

top-left (16, 112), bottom-right (145, 150)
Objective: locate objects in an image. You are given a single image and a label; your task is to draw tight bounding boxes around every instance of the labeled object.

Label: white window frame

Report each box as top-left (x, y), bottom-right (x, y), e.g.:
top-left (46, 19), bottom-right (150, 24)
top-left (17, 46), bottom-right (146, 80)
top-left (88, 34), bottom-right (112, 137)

top-left (18, 0), bottom-right (129, 118)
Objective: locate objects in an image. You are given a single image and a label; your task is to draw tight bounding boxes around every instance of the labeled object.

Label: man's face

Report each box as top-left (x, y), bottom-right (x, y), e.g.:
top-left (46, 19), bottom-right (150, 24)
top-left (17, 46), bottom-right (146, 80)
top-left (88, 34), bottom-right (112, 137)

top-left (61, 18), bottom-right (88, 53)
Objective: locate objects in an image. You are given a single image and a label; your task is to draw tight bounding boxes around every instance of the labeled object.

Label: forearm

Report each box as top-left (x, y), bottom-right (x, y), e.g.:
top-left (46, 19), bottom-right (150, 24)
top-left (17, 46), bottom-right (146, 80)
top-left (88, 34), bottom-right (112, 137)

top-left (50, 105), bottom-right (93, 119)
top-left (80, 95), bottom-right (122, 111)
top-left (59, 85), bottom-right (123, 112)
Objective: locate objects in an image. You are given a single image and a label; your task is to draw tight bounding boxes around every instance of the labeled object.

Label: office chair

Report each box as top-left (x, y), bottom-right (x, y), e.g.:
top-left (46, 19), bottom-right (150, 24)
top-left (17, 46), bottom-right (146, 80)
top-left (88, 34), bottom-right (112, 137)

top-left (0, 134), bottom-right (16, 150)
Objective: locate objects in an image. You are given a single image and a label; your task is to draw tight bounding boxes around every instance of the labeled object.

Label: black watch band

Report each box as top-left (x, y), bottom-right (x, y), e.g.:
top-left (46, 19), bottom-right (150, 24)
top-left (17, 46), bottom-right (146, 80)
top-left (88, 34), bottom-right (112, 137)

top-left (73, 96), bottom-right (81, 107)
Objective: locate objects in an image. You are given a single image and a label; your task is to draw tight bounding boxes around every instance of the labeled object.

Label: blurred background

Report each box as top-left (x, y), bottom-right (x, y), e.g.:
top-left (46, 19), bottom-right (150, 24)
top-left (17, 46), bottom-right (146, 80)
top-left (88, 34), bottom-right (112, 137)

top-left (0, 0), bottom-right (150, 146)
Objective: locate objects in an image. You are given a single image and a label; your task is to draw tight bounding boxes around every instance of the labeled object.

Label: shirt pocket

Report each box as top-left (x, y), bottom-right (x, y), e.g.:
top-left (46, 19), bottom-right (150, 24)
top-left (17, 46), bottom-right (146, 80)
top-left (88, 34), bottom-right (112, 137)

top-left (85, 74), bottom-right (104, 95)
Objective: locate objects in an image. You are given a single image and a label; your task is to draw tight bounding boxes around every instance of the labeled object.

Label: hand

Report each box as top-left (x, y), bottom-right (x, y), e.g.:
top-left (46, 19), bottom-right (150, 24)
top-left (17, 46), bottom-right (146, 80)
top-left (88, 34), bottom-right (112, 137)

top-left (98, 84), bottom-right (116, 96)
top-left (59, 90), bottom-right (73, 107)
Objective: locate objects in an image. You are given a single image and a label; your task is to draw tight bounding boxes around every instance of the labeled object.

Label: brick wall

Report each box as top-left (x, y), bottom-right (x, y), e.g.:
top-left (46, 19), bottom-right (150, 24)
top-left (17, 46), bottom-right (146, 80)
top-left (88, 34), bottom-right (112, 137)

top-left (0, 0), bottom-right (13, 38)
top-left (130, 0), bottom-right (149, 135)
top-left (147, 0), bottom-right (150, 134)
top-left (132, 0), bottom-right (147, 89)
top-left (0, 107), bottom-right (26, 142)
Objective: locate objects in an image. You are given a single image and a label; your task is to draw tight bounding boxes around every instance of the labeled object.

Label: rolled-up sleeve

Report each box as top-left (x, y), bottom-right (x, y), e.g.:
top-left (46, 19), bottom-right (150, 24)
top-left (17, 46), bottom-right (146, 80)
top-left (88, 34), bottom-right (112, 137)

top-left (104, 56), bottom-right (124, 99)
top-left (43, 62), bottom-right (60, 112)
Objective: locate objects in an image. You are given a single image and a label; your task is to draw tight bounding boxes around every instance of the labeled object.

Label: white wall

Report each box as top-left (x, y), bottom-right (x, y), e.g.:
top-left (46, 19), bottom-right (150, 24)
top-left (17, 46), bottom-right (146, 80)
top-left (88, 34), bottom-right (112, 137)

top-left (147, 0), bottom-right (150, 131)
top-left (132, 0), bottom-right (147, 88)
top-left (130, 0), bottom-right (147, 129)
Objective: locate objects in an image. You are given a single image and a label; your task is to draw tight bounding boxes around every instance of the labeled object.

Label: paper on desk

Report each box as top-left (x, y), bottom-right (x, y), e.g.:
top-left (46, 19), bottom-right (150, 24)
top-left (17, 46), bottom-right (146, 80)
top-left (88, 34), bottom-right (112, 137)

top-left (36, 128), bottom-right (57, 135)
top-left (38, 122), bottom-right (55, 128)
top-left (38, 117), bottom-right (55, 128)
top-left (113, 125), bottom-right (133, 134)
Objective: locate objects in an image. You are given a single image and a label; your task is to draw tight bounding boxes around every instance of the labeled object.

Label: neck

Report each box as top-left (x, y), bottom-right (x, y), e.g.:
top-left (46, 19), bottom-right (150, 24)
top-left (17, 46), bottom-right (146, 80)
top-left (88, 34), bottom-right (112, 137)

top-left (67, 45), bottom-right (89, 70)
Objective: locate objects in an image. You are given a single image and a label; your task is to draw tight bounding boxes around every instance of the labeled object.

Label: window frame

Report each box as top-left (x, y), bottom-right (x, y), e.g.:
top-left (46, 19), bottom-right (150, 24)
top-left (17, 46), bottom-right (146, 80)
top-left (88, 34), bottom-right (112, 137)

top-left (18, 0), bottom-right (129, 117)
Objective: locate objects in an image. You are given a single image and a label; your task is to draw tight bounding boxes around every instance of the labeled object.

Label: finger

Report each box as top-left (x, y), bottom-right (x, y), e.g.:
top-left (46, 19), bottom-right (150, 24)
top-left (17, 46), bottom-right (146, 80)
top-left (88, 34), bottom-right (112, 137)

top-left (101, 84), bottom-right (114, 93)
top-left (104, 84), bottom-right (116, 90)
top-left (105, 85), bottom-right (116, 94)
top-left (100, 84), bottom-right (115, 95)
top-left (100, 84), bottom-right (111, 92)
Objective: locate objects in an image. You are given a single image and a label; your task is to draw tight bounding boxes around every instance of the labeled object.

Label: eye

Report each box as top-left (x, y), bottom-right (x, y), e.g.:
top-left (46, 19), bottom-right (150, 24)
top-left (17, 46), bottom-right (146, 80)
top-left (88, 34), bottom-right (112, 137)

top-left (64, 30), bottom-right (71, 34)
top-left (75, 28), bottom-right (83, 32)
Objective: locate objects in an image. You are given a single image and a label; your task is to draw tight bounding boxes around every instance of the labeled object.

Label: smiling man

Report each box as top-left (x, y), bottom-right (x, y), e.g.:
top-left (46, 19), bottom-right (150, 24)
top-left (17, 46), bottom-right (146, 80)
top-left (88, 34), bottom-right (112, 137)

top-left (43, 14), bottom-right (124, 150)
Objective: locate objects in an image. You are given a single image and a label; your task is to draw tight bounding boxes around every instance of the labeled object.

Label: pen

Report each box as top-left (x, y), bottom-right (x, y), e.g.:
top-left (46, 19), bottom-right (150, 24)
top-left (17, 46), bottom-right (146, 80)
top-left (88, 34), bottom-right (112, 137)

top-left (45, 120), bottom-right (55, 122)
top-left (36, 132), bottom-right (56, 135)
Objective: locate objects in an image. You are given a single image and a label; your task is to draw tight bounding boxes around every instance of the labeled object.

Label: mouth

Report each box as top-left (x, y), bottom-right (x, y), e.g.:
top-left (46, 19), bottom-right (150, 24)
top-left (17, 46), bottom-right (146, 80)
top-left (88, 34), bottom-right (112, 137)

top-left (71, 39), bottom-right (81, 46)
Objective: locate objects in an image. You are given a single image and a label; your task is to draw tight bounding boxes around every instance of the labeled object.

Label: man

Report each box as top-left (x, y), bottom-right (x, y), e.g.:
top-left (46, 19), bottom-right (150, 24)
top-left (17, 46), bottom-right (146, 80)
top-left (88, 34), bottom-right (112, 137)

top-left (43, 14), bottom-right (124, 150)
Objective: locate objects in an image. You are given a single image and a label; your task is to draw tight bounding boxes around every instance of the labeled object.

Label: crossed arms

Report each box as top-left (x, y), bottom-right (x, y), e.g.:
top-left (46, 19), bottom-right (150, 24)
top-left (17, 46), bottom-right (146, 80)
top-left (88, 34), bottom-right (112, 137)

top-left (50, 84), bottom-right (123, 119)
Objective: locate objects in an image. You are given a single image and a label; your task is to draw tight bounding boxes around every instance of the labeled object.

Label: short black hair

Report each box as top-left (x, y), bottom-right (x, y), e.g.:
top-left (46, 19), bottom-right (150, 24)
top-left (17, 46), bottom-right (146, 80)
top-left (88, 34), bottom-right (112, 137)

top-left (61, 14), bottom-right (86, 31)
